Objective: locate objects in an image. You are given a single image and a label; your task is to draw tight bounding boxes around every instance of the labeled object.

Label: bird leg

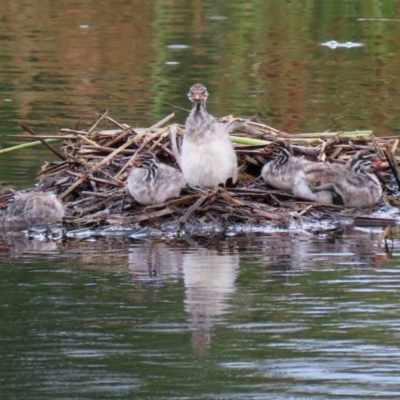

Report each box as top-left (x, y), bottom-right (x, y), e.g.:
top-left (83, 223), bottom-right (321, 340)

top-left (310, 182), bottom-right (345, 206)
top-left (44, 225), bottom-right (53, 241)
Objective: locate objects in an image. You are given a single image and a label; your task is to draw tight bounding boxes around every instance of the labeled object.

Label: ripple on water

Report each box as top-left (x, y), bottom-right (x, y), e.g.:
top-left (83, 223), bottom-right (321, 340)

top-left (39, 370), bottom-right (140, 394)
top-left (221, 343), bottom-right (400, 397)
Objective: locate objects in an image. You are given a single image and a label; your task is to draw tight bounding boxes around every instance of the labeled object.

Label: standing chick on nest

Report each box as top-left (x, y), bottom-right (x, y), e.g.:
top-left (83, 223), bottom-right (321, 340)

top-left (126, 151), bottom-right (186, 205)
top-left (182, 83), bottom-right (237, 187)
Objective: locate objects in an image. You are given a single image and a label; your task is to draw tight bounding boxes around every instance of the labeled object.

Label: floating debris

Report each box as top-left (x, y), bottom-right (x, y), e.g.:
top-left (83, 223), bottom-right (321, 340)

top-left (358, 18), bottom-right (400, 22)
top-left (166, 44), bottom-right (190, 50)
top-left (208, 15), bottom-right (228, 21)
top-left (320, 40), bottom-right (364, 49)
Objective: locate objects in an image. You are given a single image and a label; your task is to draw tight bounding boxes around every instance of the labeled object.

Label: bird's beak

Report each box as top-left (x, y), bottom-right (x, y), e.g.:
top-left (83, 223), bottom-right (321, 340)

top-left (193, 92), bottom-right (203, 101)
top-left (260, 146), bottom-right (273, 154)
top-left (130, 158), bottom-right (142, 168)
top-left (373, 159), bottom-right (387, 169)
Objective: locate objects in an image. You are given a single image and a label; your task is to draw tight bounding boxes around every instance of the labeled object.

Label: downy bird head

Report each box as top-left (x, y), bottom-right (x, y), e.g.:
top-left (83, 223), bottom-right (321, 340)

top-left (348, 151), bottom-right (381, 174)
top-left (265, 141), bottom-right (293, 165)
top-left (0, 188), bottom-right (16, 209)
top-left (188, 83), bottom-right (209, 109)
top-left (132, 152), bottom-right (160, 182)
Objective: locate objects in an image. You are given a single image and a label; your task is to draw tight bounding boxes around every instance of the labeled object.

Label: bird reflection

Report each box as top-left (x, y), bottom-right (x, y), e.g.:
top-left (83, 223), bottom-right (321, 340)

top-left (128, 241), bottom-right (182, 279)
top-left (0, 229), bottom-right (58, 259)
top-left (128, 240), bottom-right (239, 353)
top-left (262, 227), bottom-right (392, 274)
top-left (182, 247), bottom-right (239, 353)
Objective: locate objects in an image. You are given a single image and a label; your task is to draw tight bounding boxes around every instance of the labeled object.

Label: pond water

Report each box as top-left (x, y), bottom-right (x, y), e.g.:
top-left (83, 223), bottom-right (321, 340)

top-left (1, 0), bottom-right (400, 398)
top-left (2, 229), bottom-right (400, 399)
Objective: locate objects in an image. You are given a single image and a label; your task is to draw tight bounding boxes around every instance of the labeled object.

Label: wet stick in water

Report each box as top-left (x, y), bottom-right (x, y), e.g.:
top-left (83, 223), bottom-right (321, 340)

top-left (0, 139), bottom-right (61, 155)
top-left (19, 122), bottom-right (67, 161)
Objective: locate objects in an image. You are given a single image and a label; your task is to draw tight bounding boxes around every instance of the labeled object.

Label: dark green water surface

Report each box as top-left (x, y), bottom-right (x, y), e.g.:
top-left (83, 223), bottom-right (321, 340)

top-left (1, 230), bottom-right (400, 399)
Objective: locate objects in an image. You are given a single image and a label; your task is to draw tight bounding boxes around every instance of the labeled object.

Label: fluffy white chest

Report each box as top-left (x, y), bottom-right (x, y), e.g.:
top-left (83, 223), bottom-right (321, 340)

top-left (181, 136), bottom-right (237, 187)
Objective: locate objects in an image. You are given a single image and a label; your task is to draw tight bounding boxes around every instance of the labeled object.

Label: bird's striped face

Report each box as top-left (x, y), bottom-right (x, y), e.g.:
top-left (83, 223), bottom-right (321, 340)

top-left (268, 143), bottom-right (292, 165)
top-left (349, 151), bottom-right (379, 174)
top-left (0, 188), bottom-right (15, 209)
top-left (188, 83), bottom-right (208, 106)
top-left (133, 152), bottom-right (160, 182)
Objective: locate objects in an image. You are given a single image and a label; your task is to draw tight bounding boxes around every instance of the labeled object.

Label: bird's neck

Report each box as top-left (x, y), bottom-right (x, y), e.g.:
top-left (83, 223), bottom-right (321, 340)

top-left (277, 156), bottom-right (289, 165)
top-left (192, 99), bottom-right (207, 113)
top-left (275, 149), bottom-right (291, 165)
top-left (185, 100), bottom-right (216, 140)
top-left (144, 164), bottom-right (158, 183)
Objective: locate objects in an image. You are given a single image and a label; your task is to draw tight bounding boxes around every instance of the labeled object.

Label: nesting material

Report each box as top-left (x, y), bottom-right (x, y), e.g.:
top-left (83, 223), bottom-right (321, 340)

top-left (19, 111), bottom-right (400, 230)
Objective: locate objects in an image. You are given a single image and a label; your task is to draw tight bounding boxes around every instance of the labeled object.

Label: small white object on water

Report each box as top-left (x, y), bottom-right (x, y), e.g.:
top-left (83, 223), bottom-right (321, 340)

top-left (79, 25), bottom-right (89, 29)
top-left (166, 44), bottom-right (190, 50)
top-left (320, 40), bottom-right (364, 49)
top-left (165, 61), bottom-right (180, 65)
top-left (3, 98), bottom-right (12, 102)
top-left (208, 15), bottom-right (228, 21)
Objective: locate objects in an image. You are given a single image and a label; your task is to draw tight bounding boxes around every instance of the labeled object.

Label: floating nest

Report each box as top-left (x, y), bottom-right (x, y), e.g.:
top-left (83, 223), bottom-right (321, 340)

top-left (17, 111), bottom-right (400, 233)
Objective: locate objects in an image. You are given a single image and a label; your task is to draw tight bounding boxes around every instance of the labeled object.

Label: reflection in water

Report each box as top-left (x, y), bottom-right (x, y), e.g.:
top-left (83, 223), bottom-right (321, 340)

top-left (128, 241), bottom-right (182, 279)
top-left (128, 240), bottom-right (239, 352)
top-left (0, 229), bottom-right (58, 258)
top-left (262, 228), bottom-right (391, 274)
top-left (1, 227), bottom-right (399, 398)
top-left (182, 248), bottom-right (239, 353)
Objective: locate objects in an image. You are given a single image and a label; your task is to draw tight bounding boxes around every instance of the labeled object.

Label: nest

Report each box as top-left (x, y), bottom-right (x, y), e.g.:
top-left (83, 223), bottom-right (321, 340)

top-left (18, 111), bottom-right (400, 232)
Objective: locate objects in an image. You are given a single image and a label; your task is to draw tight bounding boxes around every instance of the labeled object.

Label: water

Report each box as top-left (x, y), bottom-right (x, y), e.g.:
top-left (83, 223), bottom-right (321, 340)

top-left (1, 229), bottom-right (400, 399)
top-left (1, 0), bottom-right (400, 398)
